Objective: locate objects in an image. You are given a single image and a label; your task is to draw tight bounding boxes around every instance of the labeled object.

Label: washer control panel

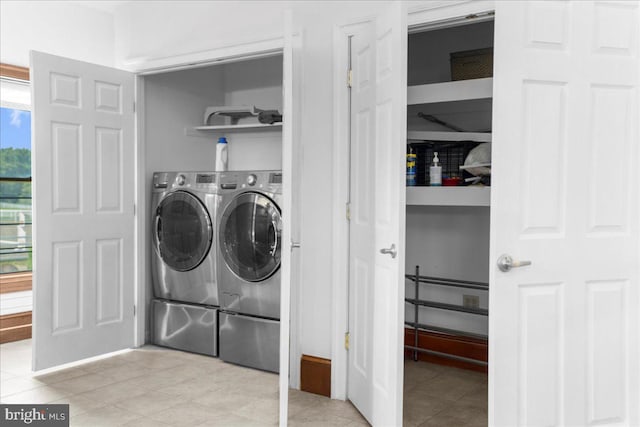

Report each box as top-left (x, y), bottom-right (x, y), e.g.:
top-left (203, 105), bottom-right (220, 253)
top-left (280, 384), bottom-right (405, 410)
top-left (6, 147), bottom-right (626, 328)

top-left (153, 172), bottom-right (220, 192)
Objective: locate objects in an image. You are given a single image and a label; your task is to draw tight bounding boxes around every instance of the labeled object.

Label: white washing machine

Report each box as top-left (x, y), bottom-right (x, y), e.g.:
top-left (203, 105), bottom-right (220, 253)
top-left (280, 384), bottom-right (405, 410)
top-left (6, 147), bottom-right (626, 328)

top-left (216, 170), bottom-right (282, 372)
top-left (151, 171), bottom-right (220, 356)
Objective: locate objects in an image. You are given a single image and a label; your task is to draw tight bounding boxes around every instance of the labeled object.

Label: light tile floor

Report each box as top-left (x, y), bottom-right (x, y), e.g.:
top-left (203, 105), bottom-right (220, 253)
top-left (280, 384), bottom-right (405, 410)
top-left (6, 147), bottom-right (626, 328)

top-left (1, 340), bottom-right (486, 426)
top-left (402, 360), bottom-right (487, 427)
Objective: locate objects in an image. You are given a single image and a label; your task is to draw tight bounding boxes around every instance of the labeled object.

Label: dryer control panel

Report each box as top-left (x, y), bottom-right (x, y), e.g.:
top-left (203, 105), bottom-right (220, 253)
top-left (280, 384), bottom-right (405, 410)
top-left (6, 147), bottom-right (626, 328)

top-left (218, 171), bottom-right (282, 193)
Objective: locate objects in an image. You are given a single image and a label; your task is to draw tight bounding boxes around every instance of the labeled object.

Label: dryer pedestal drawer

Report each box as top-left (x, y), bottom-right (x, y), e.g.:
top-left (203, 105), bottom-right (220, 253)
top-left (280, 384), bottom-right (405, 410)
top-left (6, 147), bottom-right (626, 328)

top-left (153, 299), bottom-right (218, 356)
top-left (219, 311), bottom-right (279, 373)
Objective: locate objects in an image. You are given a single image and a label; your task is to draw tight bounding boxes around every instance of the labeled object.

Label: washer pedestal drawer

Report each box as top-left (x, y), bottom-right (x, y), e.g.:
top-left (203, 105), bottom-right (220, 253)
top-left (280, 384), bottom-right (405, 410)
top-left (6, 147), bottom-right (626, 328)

top-left (219, 311), bottom-right (279, 373)
top-left (153, 299), bottom-right (218, 356)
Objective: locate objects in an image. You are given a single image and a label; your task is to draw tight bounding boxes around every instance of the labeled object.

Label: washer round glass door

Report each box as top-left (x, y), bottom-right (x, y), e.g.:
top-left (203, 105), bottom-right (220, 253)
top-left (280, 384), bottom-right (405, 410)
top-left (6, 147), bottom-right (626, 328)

top-left (219, 192), bottom-right (281, 282)
top-left (155, 191), bottom-right (212, 272)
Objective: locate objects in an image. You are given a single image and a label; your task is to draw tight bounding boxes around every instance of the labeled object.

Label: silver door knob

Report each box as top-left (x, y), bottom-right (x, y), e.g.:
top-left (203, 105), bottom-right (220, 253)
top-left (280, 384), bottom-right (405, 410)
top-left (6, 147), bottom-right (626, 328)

top-left (497, 254), bottom-right (531, 272)
top-left (380, 244), bottom-right (397, 259)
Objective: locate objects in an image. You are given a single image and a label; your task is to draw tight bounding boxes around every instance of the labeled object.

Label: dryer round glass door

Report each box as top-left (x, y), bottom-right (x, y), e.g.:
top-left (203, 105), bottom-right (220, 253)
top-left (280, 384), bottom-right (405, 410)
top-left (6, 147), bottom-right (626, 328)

top-left (154, 190), bottom-right (213, 272)
top-left (219, 192), bottom-right (282, 282)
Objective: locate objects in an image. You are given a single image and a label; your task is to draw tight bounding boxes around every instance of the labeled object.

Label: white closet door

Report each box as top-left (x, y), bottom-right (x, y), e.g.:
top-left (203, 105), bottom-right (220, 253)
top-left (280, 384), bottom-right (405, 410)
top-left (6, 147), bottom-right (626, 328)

top-left (490, 1), bottom-right (639, 425)
top-left (31, 51), bottom-right (135, 370)
top-left (348, 2), bottom-right (407, 425)
top-left (279, 9), bottom-right (296, 427)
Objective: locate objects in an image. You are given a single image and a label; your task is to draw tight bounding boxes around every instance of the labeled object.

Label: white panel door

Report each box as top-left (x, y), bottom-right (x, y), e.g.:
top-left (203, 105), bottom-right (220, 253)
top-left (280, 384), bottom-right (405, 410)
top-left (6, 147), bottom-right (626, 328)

top-left (348, 2), bottom-right (407, 425)
top-left (31, 51), bottom-right (135, 371)
top-left (279, 10), bottom-right (297, 426)
top-left (490, 1), bottom-right (639, 426)
top-left (348, 19), bottom-right (376, 422)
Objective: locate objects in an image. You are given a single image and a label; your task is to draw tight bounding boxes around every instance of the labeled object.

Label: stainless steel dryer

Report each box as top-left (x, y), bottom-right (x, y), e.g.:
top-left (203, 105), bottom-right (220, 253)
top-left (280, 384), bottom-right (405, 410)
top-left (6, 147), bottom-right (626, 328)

top-left (151, 171), bottom-right (220, 356)
top-left (217, 170), bottom-right (282, 372)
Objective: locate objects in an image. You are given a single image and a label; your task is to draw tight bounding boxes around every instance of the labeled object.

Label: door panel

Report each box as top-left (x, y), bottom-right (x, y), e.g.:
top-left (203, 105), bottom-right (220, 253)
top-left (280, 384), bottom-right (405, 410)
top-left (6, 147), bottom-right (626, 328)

top-left (96, 238), bottom-right (123, 325)
top-left (52, 242), bottom-right (81, 333)
top-left (348, 2), bottom-right (407, 425)
top-left (51, 123), bottom-right (81, 212)
top-left (490, 2), bottom-right (639, 425)
top-left (96, 127), bottom-right (123, 212)
top-left (31, 51), bottom-right (135, 370)
top-left (348, 20), bottom-right (375, 421)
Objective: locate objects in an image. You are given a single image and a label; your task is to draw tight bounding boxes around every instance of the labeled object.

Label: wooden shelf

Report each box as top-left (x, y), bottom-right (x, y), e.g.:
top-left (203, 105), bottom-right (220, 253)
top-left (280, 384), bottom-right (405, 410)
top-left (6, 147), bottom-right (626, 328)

top-left (185, 122), bottom-right (282, 137)
top-left (406, 186), bottom-right (490, 207)
top-left (407, 131), bottom-right (491, 143)
top-left (0, 272), bottom-right (32, 294)
top-left (408, 78), bottom-right (493, 105)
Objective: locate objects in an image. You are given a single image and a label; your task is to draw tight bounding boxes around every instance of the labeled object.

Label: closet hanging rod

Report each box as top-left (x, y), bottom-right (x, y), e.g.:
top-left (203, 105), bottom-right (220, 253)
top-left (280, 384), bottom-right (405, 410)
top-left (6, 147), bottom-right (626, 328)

top-left (404, 345), bottom-right (488, 367)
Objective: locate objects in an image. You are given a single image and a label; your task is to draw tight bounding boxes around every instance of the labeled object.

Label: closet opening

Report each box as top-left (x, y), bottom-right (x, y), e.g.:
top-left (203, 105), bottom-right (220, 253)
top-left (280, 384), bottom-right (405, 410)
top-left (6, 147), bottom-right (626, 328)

top-left (403, 17), bottom-right (493, 426)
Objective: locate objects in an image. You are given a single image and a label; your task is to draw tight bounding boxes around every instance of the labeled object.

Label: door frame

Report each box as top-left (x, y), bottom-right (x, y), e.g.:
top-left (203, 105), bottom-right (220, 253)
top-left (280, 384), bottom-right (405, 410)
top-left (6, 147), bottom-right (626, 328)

top-left (331, 18), bottom-right (372, 401)
top-left (330, 0), bottom-right (495, 403)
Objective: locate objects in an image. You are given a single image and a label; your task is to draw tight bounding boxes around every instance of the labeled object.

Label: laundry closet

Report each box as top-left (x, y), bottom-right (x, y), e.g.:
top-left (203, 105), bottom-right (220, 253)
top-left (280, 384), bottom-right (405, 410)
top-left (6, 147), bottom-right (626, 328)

top-left (403, 20), bottom-right (494, 369)
top-left (142, 54), bottom-right (284, 180)
top-left (141, 52), bottom-right (285, 369)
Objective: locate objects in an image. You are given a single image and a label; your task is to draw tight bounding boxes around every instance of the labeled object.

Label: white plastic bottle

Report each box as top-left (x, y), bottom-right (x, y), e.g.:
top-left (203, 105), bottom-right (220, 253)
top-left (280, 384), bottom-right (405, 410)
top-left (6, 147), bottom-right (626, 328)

top-left (429, 151), bottom-right (442, 186)
top-left (215, 136), bottom-right (228, 172)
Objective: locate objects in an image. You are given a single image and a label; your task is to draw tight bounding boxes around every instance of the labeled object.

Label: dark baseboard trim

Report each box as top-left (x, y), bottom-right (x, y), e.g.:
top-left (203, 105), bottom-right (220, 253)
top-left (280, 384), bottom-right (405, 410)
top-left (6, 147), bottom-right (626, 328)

top-left (0, 272), bottom-right (32, 294)
top-left (300, 354), bottom-right (331, 397)
top-left (404, 327), bottom-right (488, 373)
top-left (0, 63), bottom-right (29, 81)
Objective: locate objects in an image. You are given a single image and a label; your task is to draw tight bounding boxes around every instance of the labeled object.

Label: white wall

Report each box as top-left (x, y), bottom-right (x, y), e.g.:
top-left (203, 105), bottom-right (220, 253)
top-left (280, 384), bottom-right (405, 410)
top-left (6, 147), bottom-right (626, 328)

top-left (113, 1), bottom-right (288, 69)
top-left (0, 1), bottom-right (116, 67)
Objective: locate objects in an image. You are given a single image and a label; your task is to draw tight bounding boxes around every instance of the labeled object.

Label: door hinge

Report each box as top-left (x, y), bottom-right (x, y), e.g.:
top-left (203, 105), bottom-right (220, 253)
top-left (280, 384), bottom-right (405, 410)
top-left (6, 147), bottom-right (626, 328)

top-left (133, 101), bottom-right (136, 112)
top-left (133, 203), bottom-right (136, 216)
top-left (347, 68), bottom-right (353, 88)
top-left (345, 332), bottom-right (350, 350)
top-left (133, 305), bottom-right (136, 316)
top-left (346, 202), bottom-right (351, 221)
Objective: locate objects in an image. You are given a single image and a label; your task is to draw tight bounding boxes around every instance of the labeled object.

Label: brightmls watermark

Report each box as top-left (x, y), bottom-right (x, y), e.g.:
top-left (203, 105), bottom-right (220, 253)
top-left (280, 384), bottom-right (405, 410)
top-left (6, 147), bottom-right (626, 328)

top-left (1, 405), bottom-right (69, 426)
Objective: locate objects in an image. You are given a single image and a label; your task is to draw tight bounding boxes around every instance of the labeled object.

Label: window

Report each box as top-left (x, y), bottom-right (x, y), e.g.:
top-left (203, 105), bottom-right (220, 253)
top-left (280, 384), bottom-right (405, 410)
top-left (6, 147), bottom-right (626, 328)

top-left (0, 67), bottom-right (31, 274)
